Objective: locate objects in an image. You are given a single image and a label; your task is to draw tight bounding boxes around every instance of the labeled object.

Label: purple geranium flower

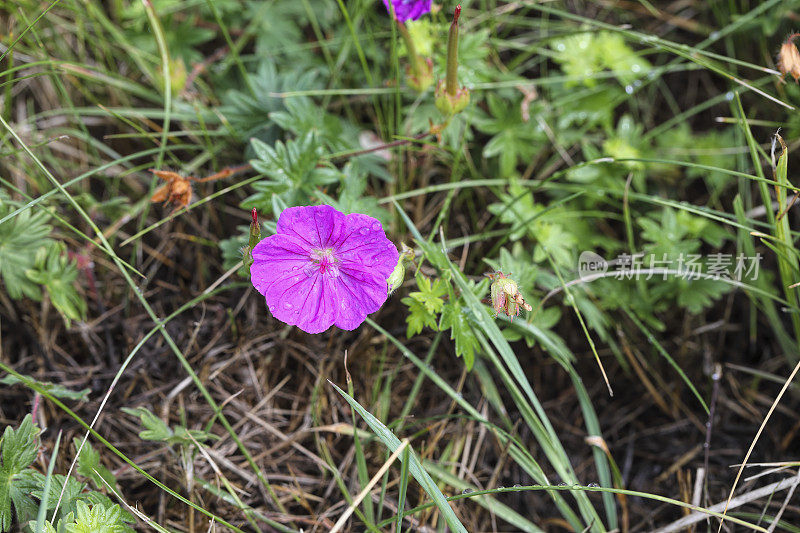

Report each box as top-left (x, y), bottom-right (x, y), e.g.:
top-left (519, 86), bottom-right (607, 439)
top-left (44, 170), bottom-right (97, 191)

top-left (383, 0), bottom-right (432, 22)
top-left (250, 205), bottom-right (399, 334)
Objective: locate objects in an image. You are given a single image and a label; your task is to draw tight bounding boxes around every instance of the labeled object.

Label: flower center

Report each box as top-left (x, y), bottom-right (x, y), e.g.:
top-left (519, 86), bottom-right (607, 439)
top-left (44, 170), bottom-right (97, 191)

top-left (310, 248), bottom-right (339, 277)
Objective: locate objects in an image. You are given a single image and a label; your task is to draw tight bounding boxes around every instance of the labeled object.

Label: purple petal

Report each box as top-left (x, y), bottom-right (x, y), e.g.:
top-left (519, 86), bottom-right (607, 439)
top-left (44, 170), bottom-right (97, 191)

top-left (276, 204), bottom-right (344, 249)
top-left (251, 233), bottom-right (338, 333)
top-left (383, 0), bottom-right (431, 22)
top-left (250, 234), bottom-right (311, 295)
top-left (334, 266), bottom-right (393, 330)
top-left (405, 0), bottom-right (431, 21)
top-left (265, 270), bottom-right (338, 334)
top-left (332, 213), bottom-right (399, 329)
top-left (334, 214), bottom-right (398, 268)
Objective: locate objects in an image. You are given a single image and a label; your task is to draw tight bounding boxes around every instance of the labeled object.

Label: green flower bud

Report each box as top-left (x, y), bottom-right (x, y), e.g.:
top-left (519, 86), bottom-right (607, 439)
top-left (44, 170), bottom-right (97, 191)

top-left (387, 243), bottom-right (414, 294)
top-left (248, 208), bottom-right (261, 249)
top-left (244, 208), bottom-right (261, 269)
top-left (397, 20), bottom-right (434, 93)
top-left (407, 57), bottom-right (434, 92)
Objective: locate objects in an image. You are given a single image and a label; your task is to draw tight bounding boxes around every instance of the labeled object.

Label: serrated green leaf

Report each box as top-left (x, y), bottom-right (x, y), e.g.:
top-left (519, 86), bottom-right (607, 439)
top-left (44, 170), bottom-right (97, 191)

top-left (408, 275), bottom-right (447, 314)
top-left (0, 374), bottom-right (89, 402)
top-left (31, 474), bottom-right (86, 526)
top-left (120, 408), bottom-right (172, 442)
top-left (439, 304), bottom-right (479, 370)
top-left (401, 297), bottom-right (438, 338)
top-left (63, 501), bottom-right (133, 533)
top-left (243, 132), bottom-right (344, 214)
top-left (0, 415), bottom-right (40, 531)
top-left (72, 439), bottom-right (116, 493)
top-left (0, 194), bottom-right (52, 301)
top-left (25, 243), bottom-right (86, 327)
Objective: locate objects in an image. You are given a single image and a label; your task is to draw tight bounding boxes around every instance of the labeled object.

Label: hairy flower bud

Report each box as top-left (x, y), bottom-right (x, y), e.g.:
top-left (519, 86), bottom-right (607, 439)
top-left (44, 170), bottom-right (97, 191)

top-left (244, 208), bottom-right (261, 269)
top-left (778, 34), bottom-right (800, 82)
top-left (249, 208), bottom-right (261, 249)
top-left (486, 271), bottom-right (532, 320)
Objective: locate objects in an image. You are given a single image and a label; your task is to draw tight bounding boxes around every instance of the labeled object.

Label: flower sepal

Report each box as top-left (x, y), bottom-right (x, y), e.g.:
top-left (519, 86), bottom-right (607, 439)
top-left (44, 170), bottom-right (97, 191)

top-left (435, 80), bottom-right (470, 116)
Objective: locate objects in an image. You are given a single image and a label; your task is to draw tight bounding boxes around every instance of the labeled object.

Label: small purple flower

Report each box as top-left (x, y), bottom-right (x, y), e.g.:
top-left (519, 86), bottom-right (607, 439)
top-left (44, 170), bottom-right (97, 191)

top-left (250, 205), bottom-right (399, 334)
top-left (383, 0), bottom-right (432, 22)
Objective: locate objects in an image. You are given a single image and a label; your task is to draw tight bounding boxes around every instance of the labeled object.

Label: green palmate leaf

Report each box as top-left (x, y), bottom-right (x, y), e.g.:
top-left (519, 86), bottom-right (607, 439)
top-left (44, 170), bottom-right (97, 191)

top-left (488, 182), bottom-right (578, 268)
top-left (551, 31), bottom-right (650, 87)
top-left (120, 407), bottom-right (172, 442)
top-left (674, 278), bottom-right (732, 314)
top-left (32, 474), bottom-right (87, 526)
top-left (121, 0), bottom-right (214, 64)
top-left (223, 61), bottom-right (320, 141)
top-left (329, 382), bottom-right (468, 533)
top-left (121, 407), bottom-right (216, 447)
top-left (62, 501), bottom-right (133, 533)
top-left (270, 97), bottom-right (360, 154)
top-left (0, 415), bottom-right (40, 532)
top-left (242, 132), bottom-right (343, 214)
top-left (401, 297), bottom-right (438, 338)
top-left (0, 194), bottom-right (52, 300)
top-left (408, 275), bottom-right (447, 314)
top-left (439, 304), bottom-right (479, 370)
top-left (250, 0), bottom-right (339, 58)
top-left (25, 243), bottom-right (86, 327)
top-left (315, 164), bottom-right (390, 224)
top-left (73, 439), bottom-right (117, 493)
top-left (402, 275), bottom-right (448, 337)
top-left (474, 94), bottom-right (545, 177)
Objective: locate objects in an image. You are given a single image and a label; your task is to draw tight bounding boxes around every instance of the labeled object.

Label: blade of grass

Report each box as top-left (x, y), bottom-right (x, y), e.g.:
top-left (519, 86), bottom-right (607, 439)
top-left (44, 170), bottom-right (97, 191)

top-left (376, 484), bottom-right (770, 531)
top-left (329, 381), bottom-right (468, 533)
top-left (34, 431), bottom-right (62, 533)
top-left (396, 446), bottom-right (411, 532)
top-left (330, 439), bottom-right (408, 533)
top-left (393, 200), bottom-right (606, 530)
top-left (366, 318), bottom-right (585, 528)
